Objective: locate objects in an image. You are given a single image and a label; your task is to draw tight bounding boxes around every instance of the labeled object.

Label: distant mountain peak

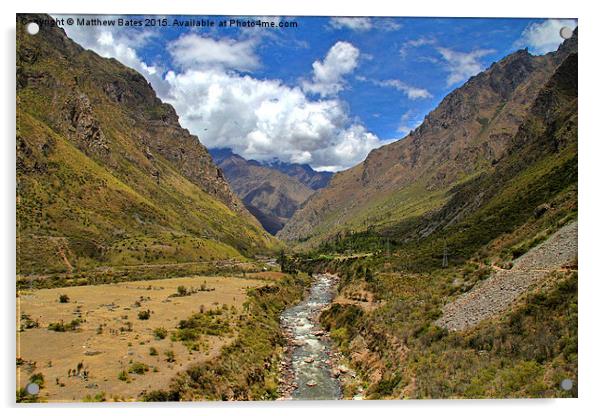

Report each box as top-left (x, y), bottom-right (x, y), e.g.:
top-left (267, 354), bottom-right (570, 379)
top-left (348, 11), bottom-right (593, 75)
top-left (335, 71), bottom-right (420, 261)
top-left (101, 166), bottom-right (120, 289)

top-left (209, 148), bottom-right (333, 191)
top-left (208, 148), bottom-right (315, 234)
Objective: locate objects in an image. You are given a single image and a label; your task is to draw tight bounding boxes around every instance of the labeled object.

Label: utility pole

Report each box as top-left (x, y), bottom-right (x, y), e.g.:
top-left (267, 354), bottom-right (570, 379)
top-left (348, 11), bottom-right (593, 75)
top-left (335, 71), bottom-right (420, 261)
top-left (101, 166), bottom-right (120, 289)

top-left (442, 238), bottom-right (449, 268)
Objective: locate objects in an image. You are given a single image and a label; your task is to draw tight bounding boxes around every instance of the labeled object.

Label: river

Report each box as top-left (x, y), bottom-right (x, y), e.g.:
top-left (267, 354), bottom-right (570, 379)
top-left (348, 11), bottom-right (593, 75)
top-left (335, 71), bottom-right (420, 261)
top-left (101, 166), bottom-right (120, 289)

top-left (279, 273), bottom-right (342, 400)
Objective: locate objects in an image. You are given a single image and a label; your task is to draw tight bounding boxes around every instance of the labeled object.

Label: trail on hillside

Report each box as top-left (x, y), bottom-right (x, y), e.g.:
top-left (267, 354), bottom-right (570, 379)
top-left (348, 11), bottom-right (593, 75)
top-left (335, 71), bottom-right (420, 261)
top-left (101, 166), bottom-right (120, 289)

top-left (436, 221), bottom-right (577, 331)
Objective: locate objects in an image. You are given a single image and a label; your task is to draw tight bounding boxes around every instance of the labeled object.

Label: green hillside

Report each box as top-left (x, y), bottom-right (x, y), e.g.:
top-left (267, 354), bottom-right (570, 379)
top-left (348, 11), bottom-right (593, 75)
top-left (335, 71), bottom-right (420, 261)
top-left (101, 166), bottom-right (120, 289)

top-left (16, 16), bottom-right (276, 276)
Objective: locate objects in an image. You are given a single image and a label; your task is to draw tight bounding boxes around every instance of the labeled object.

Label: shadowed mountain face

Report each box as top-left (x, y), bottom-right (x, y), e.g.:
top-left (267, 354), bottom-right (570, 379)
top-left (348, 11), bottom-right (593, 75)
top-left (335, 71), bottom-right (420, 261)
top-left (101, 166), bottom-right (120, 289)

top-left (16, 15), bottom-right (276, 274)
top-left (261, 160), bottom-right (333, 191)
top-left (278, 32), bottom-right (578, 247)
top-left (209, 148), bottom-right (328, 235)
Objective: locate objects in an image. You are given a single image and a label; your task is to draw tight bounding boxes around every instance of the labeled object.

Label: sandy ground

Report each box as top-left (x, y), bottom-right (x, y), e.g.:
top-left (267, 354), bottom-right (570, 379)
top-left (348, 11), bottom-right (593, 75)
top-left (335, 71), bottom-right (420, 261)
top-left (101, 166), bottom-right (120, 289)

top-left (17, 275), bottom-right (266, 402)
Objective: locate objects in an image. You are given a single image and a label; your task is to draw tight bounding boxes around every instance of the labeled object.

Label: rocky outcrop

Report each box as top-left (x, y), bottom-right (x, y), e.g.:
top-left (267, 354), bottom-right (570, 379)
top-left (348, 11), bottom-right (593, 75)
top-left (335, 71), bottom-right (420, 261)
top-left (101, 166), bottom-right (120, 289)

top-left (65, 93), bottom-right (110, 156)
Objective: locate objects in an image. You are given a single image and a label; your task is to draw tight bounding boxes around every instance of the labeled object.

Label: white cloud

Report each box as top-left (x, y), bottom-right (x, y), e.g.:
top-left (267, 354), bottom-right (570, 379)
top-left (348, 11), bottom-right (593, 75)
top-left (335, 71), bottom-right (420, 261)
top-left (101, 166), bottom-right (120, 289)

top-left (168, 34), bottom-right (260, 72)
top-left (515, 19), bottom-right (577, 55)
top-left (329, 17), bottom-right (401, 32)
top-left (375, 79), bottom-right (432, 100)
top-left (162, 68), bottom-right (382, 171)
top-left (399, 36), bottom-right (436, 58)
top-left (329, 17), bottom-right (373, 31)
top-left (436, 47), bottom-right (495, 86)
top-left (357, 77), bottom-right (432, 100)
top-left (381, 19), bottom-right (402, 31)
top-left (302, 41), bottom-right (360, 97)
top-left (61, 25), bottom-right (383, 172)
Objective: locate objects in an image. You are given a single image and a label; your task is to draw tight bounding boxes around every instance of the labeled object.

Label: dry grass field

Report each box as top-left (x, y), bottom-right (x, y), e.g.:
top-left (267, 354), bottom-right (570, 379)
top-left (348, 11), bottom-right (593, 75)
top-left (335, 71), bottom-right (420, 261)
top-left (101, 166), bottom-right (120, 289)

top-left (17, 275), bottom-right (269, 402)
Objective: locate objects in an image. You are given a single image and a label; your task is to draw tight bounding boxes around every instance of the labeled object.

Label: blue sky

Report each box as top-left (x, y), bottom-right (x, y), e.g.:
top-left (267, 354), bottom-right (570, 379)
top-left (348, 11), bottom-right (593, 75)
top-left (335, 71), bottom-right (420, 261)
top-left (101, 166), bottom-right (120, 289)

top-left (59, 15), bottom-right (576, 171)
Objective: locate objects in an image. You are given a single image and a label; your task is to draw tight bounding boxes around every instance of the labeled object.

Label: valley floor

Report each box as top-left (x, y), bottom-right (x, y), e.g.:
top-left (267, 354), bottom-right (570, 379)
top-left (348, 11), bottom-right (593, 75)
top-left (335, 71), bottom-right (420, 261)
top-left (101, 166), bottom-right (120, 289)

top-left (317, 221), bottom-right (578, 399)
top-left (17, 274), bottom-right (267, 402)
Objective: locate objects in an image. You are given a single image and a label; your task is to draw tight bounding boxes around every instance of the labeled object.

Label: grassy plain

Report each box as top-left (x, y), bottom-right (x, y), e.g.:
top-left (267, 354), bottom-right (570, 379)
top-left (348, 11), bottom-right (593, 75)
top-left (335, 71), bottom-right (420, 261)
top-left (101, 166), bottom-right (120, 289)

top-left (17, 274), bottom-right (273, 402)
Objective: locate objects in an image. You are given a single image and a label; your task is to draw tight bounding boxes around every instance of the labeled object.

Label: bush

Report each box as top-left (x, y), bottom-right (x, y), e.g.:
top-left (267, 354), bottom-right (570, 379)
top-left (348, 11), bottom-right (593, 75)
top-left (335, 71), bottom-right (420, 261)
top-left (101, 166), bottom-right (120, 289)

top-left (128, 362), bottom-right (149, 375)
top-left (29, 373), bottom-right (45, 389)
top-left (83, 392), bottom-right (106, 402)
top-left (117, 370), bottom-right (129, 382)
top-left (143, 389), bottom-right (180, 402)
top-left (20, 313), bottom-right (39, 330)
top-left (165, 350), bottom-right (175, 363)
top-left (138, 310), bottom-right (151, 320)
top-left (48, 319), bottom-right (81, 332)
top-left (153, 327), bottom-right (167, 340)
top-left (16, 388), bottom-right (39, 403)
top-left (58, 294), bottom-right (70, 303)
top-left (149, 347), bottom-right (158, 356)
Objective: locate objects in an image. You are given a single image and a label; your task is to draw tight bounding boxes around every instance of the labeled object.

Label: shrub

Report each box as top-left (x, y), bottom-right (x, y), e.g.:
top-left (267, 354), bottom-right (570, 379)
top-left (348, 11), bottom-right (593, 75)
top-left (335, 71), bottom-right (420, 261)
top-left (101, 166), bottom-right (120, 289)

top-left (58, 294), bottom-right (70, 303)
top-left (138, 309), bottom-right (151, 320)
top-left (149, 347), bottom-right (158, 356)
top-left (20, 314), bottom-right (39, 330)
top-left (143, 389), bottom-right (180, 401)
top-left (153, 327), bottom-right (168, 340)
top-left (165, 350), bottom-right (175, 363)
top-left (48, 321), bottom-right (66, 332)
top-left (16, 388), bottom-right (39, 403)
top-left (128, 362), bottom-right (149, 375)
top-left (117, 370), bottom-right (129, 382)
top-left (83, 392), bottom-right (106, 402)
top-left (49, 318), bottom-right (82, 332)
top-left (29, 373), bottom-right (45, 389)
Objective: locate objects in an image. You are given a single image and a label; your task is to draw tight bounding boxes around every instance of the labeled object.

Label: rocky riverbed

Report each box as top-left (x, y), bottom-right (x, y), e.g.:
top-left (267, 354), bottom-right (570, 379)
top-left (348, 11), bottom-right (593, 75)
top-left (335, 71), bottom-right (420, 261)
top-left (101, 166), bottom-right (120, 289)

top-left (278, 273), bottom-right (343, 400)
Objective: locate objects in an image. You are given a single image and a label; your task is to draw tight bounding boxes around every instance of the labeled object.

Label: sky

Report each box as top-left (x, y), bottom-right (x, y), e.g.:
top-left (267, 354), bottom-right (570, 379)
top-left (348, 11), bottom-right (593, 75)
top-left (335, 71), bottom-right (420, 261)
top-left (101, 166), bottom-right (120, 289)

top-left (57, 15), bottom-right (576, 172)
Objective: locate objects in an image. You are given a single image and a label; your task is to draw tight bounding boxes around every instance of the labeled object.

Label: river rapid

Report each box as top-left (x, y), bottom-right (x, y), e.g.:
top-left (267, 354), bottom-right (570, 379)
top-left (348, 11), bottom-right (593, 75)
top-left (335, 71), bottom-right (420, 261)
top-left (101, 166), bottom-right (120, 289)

top-left (279, 273), bottom-right (342, 400)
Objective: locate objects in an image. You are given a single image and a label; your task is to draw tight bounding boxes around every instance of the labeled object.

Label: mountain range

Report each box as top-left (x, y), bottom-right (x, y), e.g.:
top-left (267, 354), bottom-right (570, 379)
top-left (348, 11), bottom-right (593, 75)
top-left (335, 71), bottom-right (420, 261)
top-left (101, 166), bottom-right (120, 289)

top-left (209, 148), bottom-right (332, 234)
top-left (15, 14), bottom-right (578, 401)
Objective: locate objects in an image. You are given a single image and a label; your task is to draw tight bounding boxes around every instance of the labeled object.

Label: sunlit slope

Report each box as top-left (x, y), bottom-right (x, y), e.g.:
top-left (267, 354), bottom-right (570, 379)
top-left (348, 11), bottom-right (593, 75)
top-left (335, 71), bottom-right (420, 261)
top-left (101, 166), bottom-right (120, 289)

top-left (16, 15), bottom-right (276, 274)
top-left (279, 33), bottom-right (577, 249)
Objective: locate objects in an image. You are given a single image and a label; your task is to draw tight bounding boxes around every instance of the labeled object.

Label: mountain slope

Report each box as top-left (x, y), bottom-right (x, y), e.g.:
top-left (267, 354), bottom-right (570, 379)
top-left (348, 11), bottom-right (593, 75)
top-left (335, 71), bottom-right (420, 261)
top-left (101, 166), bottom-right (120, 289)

top-left (279, 35), bottom-right (577, 247)
top-left (209, 148), bottom-right (314, 234)
top-left (313, 49), bottom-right (577, 399)
top-left (398, 48), bottom-right (578, 269)
top-left (261, 160), bottom-right (333, 190)
top-left (16, 15), bottom-right (275, 274)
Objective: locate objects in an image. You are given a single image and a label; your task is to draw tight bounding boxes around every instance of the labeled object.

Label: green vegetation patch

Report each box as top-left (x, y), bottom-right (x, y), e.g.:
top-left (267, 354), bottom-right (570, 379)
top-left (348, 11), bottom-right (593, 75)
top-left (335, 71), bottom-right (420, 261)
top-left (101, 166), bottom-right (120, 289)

top-left (144, 273), bottom-right (311, 401)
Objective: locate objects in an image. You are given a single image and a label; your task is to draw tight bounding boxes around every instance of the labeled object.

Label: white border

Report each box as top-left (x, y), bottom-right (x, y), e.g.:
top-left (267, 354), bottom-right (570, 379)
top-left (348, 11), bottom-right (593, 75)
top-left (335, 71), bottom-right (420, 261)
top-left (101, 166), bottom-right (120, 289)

top-left (2, 1), bottom-right (601, 415)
